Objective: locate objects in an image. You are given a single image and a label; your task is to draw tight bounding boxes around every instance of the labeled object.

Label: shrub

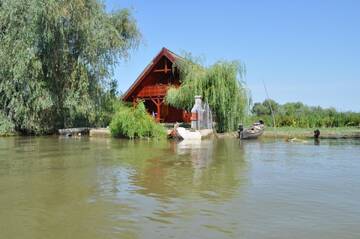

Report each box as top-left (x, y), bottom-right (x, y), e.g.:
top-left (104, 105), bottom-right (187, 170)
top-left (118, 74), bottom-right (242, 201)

top-left (0, 112), bottom-right (15, 136)
top-left (109, 102), bottom-right (166, 139)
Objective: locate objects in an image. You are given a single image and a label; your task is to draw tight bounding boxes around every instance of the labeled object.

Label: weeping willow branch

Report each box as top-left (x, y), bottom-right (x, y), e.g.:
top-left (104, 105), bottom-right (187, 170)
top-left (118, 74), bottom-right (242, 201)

top-left (165, 55), bottom-right (249, 133)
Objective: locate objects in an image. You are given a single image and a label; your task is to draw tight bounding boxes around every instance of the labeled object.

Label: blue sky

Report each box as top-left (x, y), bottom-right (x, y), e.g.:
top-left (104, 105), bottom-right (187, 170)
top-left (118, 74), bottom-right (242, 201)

top-left (105, 0), bottom-right (360, 111)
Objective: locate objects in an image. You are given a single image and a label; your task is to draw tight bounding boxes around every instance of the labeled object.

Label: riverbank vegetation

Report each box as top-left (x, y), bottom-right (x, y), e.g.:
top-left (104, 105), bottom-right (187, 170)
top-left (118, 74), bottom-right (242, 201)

top-left (252, 100), bottom-right (360, 128)
top-left (263, 127), bottom-right (360, 139)
top-left (0, 112), bottom-right (15, 136)
top-left (110, 102), bottom-right (166, 139)
top-left (166, 55), bottom-right (249, 133)
top-left (1, 1), bottom-right (359, 138)
top-left (0, 0), bottom-right (140, 135)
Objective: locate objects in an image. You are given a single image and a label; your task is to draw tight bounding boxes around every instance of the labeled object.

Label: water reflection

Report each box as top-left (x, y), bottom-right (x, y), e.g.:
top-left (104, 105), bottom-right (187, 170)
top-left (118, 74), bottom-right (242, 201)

top-left (176, 140), bottom-right (214, 184)
top-left (314, 138), bottom-right (320, 145)
top-left (1, 137), bottom-right (360, 239)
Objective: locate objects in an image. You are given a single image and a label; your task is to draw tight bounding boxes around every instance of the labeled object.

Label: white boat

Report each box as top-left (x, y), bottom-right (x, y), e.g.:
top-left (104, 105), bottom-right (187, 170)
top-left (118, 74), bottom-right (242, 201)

top-left (169, 126), bottom-right (213, 141)
top-left (171, 127), bottom-right (202, 140)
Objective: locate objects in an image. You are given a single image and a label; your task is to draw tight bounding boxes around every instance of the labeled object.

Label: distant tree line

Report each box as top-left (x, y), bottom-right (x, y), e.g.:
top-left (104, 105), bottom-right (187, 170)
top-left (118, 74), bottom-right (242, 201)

top-left (252, 99), bottom-right (360, 128)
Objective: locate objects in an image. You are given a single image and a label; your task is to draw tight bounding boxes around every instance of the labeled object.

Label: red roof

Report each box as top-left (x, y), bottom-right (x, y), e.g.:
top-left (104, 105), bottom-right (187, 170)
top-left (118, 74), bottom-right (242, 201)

top-left (122, 47), bottom-right (182, 101)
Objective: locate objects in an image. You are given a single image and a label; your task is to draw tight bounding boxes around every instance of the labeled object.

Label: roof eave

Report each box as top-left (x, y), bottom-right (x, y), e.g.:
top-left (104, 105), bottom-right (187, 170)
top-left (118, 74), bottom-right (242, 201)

top-left (122, 47), bottom-right (182, 101)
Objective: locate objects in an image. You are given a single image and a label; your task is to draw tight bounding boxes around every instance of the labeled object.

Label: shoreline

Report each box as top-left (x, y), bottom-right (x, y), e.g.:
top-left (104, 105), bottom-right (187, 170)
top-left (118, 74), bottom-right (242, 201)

top-left (2, 127), bottom-right (360, 139)
top-left (215, 127), bottom-right (360, 139)
top-left (263, 127), bottom-right (360, 139)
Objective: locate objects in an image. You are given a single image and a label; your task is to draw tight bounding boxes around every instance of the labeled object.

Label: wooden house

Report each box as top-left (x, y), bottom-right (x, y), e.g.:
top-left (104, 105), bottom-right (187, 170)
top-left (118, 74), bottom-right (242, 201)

top-left (123, 48), bottom-right (191, 123)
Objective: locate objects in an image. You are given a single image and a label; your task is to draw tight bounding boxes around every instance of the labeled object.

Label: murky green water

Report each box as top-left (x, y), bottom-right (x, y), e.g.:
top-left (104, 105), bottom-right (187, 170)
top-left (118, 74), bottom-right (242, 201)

top-left (0, 137), bottom-right (359, 239)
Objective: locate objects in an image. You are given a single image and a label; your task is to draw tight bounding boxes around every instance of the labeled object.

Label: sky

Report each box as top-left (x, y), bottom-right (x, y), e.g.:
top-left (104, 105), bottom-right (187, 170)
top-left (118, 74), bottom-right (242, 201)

top-left (105, 0), bottom-right (360, 111)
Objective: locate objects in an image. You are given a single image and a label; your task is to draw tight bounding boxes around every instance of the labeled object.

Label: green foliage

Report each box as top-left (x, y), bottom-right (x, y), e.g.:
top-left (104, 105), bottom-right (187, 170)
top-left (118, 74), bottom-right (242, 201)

top-left (110, 102), bottom-right (166, 139)
top-left (166, 55), bottom-right (249, 133)
top-left (0, 112), bottom-right (15, 136)
top-left (252, 100), bottom-right (360, 128)
top-left (92, 81), bottom-right (122, 128)
top-left (252, 99), bottom-right (280, 116)
top-left (0, 0), bottom-right (140, 134)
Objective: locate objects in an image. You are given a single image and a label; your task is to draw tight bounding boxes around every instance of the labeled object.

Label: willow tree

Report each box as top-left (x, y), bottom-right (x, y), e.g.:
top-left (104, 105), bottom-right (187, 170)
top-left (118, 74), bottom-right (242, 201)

top-left (0, 0), bottom-right (140, 134)
top-left (166, 55), bottom-right (249, 132)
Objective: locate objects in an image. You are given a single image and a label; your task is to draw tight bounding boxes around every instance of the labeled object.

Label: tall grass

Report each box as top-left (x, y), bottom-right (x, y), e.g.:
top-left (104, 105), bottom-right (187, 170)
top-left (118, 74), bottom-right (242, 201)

top-left (252, 100), bottom-right (360, 128)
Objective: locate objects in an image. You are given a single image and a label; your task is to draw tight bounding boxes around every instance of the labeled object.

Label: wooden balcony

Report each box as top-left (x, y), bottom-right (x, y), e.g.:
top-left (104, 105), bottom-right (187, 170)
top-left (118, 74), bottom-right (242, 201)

top-left (137, 84), bottom-right (169, 98)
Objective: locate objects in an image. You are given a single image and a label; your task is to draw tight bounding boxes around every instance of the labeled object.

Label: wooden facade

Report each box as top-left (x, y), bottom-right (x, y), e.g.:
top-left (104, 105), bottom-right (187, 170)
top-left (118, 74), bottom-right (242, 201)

top-left (123, 48), bottom-right (191, 123)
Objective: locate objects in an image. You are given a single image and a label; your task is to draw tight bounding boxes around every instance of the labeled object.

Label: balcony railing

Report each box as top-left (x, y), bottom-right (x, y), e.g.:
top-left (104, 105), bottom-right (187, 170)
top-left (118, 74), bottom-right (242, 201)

top-left (137, 84), bottom-right (169, 98)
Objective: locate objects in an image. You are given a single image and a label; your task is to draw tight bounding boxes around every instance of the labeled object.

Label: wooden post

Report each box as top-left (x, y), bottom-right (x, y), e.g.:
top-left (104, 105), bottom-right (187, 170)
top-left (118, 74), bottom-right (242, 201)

top-left (156, 102), bottom-right (161, 122)
top-left (151, 98), bottom-right (163, 123)
top-left (164, 58), bottom-right (168, 73)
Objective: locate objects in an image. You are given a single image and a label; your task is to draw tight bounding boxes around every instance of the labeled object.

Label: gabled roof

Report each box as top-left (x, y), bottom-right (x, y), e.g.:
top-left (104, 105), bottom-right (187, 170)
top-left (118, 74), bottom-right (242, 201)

top-left (122, 47), bottom-right (182, 101)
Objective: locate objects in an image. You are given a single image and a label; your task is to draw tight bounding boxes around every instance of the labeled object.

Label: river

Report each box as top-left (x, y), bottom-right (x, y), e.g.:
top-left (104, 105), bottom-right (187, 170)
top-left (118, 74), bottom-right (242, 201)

top-left (0, 136), bottom-right (359, 239)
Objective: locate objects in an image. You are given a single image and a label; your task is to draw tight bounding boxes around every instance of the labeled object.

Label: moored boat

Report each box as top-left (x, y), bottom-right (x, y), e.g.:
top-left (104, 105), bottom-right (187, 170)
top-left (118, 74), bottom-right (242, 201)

top-left (238, 121), bottom-right (265, 139)
top-left (171, 127), bottom-right (202, 140)
top-left (169, 123), bottom-right (213, 140)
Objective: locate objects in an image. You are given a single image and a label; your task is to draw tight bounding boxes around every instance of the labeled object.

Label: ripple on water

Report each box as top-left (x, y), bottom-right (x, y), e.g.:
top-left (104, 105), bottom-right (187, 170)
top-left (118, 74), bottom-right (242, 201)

top-left (0, 137), bottom-right (360, 239)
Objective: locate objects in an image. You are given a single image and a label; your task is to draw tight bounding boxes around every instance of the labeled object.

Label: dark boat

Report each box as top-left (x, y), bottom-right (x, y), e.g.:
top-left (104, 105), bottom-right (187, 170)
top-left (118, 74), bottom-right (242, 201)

top-left (238, 121), bottom-right (265, 139)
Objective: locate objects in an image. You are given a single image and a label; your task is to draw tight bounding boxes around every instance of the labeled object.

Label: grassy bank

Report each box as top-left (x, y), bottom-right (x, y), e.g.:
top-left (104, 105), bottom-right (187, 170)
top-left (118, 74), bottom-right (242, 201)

top-left (263, 127), bottom-right (360, 139)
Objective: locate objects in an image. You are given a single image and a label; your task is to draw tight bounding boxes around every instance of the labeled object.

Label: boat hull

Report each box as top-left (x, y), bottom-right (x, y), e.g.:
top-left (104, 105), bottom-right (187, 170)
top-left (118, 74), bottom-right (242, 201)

top-left (240, 125), bottom-right (264, 140)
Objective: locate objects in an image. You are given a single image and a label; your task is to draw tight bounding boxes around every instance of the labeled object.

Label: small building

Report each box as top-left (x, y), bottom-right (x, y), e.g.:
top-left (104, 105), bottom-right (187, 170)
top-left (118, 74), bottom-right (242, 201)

top-left (123, 48), bottom-right (191, 123)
